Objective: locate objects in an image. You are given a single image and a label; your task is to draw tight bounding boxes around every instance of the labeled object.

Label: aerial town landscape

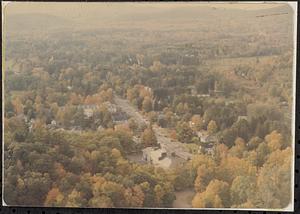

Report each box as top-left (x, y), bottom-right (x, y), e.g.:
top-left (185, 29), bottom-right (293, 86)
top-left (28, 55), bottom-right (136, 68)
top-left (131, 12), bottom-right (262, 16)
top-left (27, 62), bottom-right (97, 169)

top-left (3, 2), bottom-right (295, 210)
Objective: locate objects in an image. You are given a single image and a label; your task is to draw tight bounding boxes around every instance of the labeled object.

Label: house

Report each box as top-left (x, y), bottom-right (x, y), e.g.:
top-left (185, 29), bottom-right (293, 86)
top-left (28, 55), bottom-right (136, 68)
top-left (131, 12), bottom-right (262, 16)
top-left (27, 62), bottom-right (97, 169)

top-left (197, 130), bottom-right (218, 143)
top-left (47, 120), bottom-right (57, 130)
top-left (209, 89), bottom-right (224, 97)
top-left (103, 101), bottom-right (117, 113)
top-left (133, 136), bottom-right (141, 144)
top-left (187, 86), bottom-right (197, 96)
top-left (144, 86), bottom-right (152, 94)
top-left (78, 104), bottom-right (99, 118)
top-left (237, 116), bottom-right (248, 122)
top-left (51, 120), bottom-right (57, 126)
top-left (142, 147), bottom-right (173, 169)
top-left (198, 143), bottom-right (215, 156)
top-left (97, 125), bottom-right (105, 131)
top-left (196, 94), bottom-right (210, 98)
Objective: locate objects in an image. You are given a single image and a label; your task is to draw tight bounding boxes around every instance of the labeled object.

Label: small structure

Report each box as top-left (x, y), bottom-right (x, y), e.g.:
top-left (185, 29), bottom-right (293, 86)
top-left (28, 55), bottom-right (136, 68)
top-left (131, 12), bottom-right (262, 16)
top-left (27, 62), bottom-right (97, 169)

top-left (51, 120), bottom-right (57, 126)
top-left (198, 143), bottom-right (215, 156)
top-left (70, 126), bottom-right (82, 133)
top-left (47, 120), bottom-right (57, 130)
top-left (78, 104), bottom-right (99, 118)
top-left (187, 86), bottom-right (197, 96)
top-left (237, 116), bottom-right (248, 122)
top-left (142, 147), bottom-right (173, 169)
top-left (197, 130), bottom-right (218, 143)
top-left (280, 101), bottom-right (288, 107)
top-left (133, 136), bottom-right (141, 144)
top-left (196, 94), bottom-right (210, 98)
top-left (97, 125), bottom-right (105, 131)
top-left (103, 101), bottom-right (117, 113)
top-left (28, 119), bottom-right (35, 132)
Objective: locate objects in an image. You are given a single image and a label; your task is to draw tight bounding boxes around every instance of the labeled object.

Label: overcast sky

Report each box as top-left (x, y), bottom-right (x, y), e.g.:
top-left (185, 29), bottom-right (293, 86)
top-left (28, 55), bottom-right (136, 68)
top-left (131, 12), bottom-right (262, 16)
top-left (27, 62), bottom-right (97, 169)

top-left (3, 2), bottom-right (288, 17)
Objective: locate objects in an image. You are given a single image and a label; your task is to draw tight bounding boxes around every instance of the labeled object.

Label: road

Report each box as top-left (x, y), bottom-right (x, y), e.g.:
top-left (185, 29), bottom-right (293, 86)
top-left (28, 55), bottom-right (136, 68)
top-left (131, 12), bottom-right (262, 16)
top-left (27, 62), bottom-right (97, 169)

top-left (114, 96), bottom-right (192, 161)
top-left (114, 96), bottom-right (150, 126)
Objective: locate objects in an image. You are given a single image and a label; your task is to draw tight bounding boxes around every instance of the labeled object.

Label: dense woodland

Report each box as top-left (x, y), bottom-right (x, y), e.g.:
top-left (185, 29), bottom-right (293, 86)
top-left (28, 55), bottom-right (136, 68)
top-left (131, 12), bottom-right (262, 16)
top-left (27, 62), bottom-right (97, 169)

top-left (4, 3), bottom-right (294, 209)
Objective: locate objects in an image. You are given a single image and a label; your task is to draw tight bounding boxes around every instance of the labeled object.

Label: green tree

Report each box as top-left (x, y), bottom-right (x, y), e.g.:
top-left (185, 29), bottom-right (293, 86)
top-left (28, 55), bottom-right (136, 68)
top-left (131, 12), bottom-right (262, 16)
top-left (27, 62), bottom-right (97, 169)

top-left (176, 122), bottom-right (194, 144)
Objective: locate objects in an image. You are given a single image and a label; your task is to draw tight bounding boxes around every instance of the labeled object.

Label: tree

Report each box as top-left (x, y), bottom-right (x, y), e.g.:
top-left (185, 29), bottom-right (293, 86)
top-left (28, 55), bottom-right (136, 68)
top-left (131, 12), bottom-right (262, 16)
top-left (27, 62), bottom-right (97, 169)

top-left (124, 185), bottom-right (145, 207)
top-left (128, 118), bottom-right (138, 131)
top-left (191, 114), bottom-right (204, 131)
top-left (256, 142), bottom-right (270, 167)
top-left (142, 97), bottom-right (153, 112)
top-left (44, 187), bottom-right (64, 206)
top-left (256, 148), bottom-right (292, 209)
top-left (89, 195), bottom-right (113, 208)
top-left (176, 122), bottom-right (194, 144)
top-left (12, 97), bottom-right (24, 115)
top-left (194, 164), bottom-right (215, 192)
top-left (217, 156), bottom-right (256, 184)
top-left (247, 136), bottom-right (262, 150)
top-left (19, 172), bottom-right (51, 205)
top-left (175, 103), bottom-right (185, 115)
top-left (220, 128), bottom-right (238, 148)
top-left (192, 179), bottom-right (230, 208)
top-left (265, 130), bottom-right (284, 151)
top-left (66, 189), bottom-right (87, 207)
top-left (141, 127), bottom-right (158, 147)
top-left (214, 144), bottom-right (229, 163)
top-left (154, 184), bottom-right (164, 206)
top-left (229, 137), bottom-right (246, 158)
top-left (207, 120), bottom-right (218, 135)
top-left (230, 176), bottom-right (256, 206)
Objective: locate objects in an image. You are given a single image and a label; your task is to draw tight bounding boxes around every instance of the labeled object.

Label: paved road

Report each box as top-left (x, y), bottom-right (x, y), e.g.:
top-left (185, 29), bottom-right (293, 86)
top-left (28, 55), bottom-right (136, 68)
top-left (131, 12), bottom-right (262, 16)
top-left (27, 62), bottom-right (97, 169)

top-left (152, 126), bottom-right (192, 160)
top-left (115, 96), bottom-right (192, 161)
top-left (115, 96), bottom-right (150, 126)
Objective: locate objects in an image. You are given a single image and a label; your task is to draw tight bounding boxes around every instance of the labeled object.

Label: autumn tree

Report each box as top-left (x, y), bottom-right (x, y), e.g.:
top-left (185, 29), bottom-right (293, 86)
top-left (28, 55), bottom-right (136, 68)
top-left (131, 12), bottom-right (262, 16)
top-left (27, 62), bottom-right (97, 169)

top-left (256, 148), bottom-right (292, 209)
top-left (207, 120), bottom-right (218, 134)
top-left (124, 185), bottom-right (145, 207)
top-left (44, 187), bottom-right (64, 206)
top-left (265, 130), bottom-right (284, 151)
top-left (230, 176), bottom-right (256, 206)
top-left (191, 114), bottom-right (204, 131)
top-left (192, 179), bottom-right (230, 208)
top-left (142, 96), bottom-right (153, 112)
top-left (176, 122), bottom-right (195, 144)
top-left (141, 127), bottom-right (158, 147)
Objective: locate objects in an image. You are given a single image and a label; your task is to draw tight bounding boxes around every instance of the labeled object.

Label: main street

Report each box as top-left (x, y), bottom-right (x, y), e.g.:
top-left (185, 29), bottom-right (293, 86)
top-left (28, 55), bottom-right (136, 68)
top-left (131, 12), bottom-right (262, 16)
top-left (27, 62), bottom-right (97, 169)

top-left (114, 95), bottom-right (192, 160)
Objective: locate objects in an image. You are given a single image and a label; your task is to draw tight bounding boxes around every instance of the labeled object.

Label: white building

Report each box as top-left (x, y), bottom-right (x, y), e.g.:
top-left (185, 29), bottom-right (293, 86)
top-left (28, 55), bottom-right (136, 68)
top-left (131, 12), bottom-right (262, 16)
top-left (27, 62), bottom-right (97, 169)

top-left (197, 130), bottom-right (218, 143)
top-left (142, 147), bottom-right (173, 169)
top-left (78, 104), bottom-right (99, 118)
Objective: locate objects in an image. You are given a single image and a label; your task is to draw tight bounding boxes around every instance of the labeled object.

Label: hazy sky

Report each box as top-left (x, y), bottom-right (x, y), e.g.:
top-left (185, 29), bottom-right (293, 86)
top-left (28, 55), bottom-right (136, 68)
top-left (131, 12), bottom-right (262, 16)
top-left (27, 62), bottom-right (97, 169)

top-left (3, 2), bottom-right (289, 17)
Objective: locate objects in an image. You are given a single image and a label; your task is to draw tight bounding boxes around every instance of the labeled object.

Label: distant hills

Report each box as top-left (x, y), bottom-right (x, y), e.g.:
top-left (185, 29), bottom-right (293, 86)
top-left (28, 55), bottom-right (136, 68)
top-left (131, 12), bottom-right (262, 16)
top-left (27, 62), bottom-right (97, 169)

top-left (4, 4), bottom-right (293, 34)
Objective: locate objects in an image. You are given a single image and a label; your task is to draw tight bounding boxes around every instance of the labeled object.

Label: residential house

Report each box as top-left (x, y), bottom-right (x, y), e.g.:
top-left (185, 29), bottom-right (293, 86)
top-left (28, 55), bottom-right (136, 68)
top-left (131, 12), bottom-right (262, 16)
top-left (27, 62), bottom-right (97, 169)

top-left (198, 143), bottom-right (215, 156)
top-left (78, 104), bottom-right (99, 118)
top-left (197, 130), bottom-right (218, 143)
top-left (103, 101), bottom-right (117, 113)
top-left (142, 147), bottom-right (173, 169)
top-left (237, 116), bottom-right (248, 122)
top-left (133, 136), bottom-right (141, 144)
